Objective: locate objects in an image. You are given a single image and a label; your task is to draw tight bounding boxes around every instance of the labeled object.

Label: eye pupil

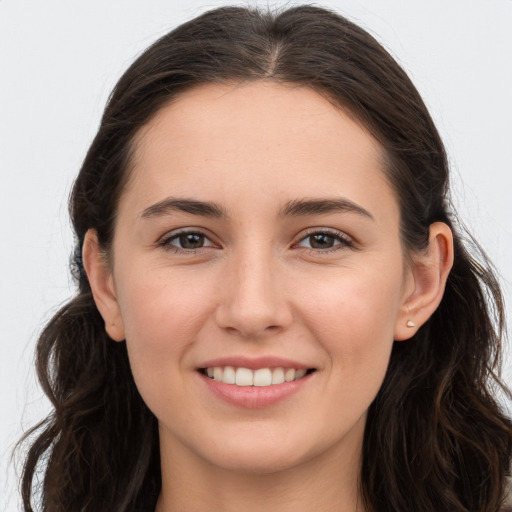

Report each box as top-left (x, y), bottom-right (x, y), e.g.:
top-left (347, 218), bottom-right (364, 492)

top-left (179, 233), bottom-right (204, 249)
top-left (310, 234), bottom-right (335, 249)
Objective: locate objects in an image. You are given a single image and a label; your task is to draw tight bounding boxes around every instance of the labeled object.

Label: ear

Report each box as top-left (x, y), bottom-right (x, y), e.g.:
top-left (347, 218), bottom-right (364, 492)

top-left (82, 229), bottom-right (125, 341)
top-left (394, 222), bottom-right (454, 341)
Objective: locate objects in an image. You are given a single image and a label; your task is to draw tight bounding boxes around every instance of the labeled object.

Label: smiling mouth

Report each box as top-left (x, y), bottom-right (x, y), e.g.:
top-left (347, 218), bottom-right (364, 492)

top-left (199, 366), bottom-right (316, 387)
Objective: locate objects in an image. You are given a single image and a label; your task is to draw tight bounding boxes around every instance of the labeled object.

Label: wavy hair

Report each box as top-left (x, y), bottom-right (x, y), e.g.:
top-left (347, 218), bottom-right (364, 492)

top-left (18, 5), bottom-right (512, 512)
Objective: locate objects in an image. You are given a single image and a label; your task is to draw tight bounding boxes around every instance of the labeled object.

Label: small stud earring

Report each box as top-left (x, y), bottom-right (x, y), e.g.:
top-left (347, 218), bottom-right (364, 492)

top-left (406, 320), bottom-right (416, 328)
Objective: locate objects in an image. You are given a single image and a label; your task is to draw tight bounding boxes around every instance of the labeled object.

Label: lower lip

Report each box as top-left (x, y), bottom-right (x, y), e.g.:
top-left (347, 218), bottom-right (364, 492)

top-left (199, 372), bottom-right (314, 409)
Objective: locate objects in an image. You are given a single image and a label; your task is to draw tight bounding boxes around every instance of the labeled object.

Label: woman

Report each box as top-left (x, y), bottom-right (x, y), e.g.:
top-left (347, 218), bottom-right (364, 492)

top-left (19, 5), bottom-right (512, 512)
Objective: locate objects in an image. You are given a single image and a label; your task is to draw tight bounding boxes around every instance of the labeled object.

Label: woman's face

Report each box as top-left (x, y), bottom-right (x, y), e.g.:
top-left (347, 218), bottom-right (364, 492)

top-left (106, 82), bottom-right (416, 473)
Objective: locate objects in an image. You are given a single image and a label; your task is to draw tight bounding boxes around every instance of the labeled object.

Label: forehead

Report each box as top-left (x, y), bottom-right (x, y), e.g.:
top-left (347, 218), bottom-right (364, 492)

top-left (123, 81), bottom-right (397, 223)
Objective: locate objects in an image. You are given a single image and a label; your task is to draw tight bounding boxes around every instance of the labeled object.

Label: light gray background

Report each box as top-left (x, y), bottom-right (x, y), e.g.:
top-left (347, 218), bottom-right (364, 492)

top-left (1, 1), bottom-right (511, 510)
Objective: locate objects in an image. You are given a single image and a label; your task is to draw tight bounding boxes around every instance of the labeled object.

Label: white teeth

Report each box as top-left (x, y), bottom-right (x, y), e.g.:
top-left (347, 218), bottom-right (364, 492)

top-left (235, 367), bottom-right (253, 386)
top-left (295, 369), bottom-right (307, 379)
top-left (284, 368), bottom-right (296, 382)
top-left (272, 367), bottom-right (285, 384)
top-left (254, 368), bottom-right (272, 387)
top-left (206, 366), bottom-right (310, 386)
top-left (213, 367), bottom-right (223, 381)
top-left (223, 366), bottom-right (236, 384)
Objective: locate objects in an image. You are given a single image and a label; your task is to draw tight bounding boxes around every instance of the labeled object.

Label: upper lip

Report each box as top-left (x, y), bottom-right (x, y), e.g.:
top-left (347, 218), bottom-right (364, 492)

top-left (199, 356), bottom-right (314, 370)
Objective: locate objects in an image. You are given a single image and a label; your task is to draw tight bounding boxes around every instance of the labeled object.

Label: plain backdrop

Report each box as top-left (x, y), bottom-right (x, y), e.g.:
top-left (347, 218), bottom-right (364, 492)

top-left (1, 1), bottom-right (511, 510)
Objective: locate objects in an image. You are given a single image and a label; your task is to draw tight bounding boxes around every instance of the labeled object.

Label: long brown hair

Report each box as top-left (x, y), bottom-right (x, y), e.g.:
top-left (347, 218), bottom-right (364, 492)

top-left (18, 5), bottom-right (512, 511)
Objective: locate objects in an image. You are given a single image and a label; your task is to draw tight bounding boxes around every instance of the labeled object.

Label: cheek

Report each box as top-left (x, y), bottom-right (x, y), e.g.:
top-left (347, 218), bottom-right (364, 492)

top-left (118, 264), bottom-right (210, 330)
top-left (299, 266), bottom-right (402, 380)
top-left (114, 269), bottom-right (213, 382)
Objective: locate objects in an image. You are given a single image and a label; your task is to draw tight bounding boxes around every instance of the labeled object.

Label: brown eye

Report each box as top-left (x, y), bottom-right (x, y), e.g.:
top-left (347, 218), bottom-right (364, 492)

top-left (297, 231), bottom-right (352, 251)
top-left (308, 234), bottom-right (337, 249)
top-left (177, 233), bottom-right (205, 249)
top-left (160, 231), bottom-right (215, 252)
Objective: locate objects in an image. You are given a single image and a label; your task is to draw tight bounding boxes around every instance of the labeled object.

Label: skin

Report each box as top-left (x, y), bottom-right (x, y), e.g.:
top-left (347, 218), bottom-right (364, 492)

top-left (83, 82), bottom-right (453, 512)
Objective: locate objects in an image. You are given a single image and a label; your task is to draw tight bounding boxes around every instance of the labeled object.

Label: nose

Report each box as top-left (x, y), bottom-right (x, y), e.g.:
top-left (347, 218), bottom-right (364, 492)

top-left (215, 246), bottom-right (293, 339)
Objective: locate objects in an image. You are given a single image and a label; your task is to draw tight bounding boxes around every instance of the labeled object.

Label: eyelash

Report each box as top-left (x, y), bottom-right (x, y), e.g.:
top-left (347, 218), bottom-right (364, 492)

top-left (295, 228), bottom-right (354, 253)
top-left (157, 228), bottom-right (354, 255)
top-left (157, 230), bottom-right (215, 255)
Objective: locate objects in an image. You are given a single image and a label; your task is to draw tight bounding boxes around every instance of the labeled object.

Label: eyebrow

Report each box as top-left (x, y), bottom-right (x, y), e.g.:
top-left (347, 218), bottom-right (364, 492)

top-left (140, 196), bottom-right (373, 221)
top-left (279, 198), bottom-right (374, 220)
top-left (140, 197), bottom-right (226, 219)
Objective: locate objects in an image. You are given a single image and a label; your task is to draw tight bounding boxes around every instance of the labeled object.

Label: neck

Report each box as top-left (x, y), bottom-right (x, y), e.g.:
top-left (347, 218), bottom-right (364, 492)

top-left (156, 422), bottom-right (365, 512)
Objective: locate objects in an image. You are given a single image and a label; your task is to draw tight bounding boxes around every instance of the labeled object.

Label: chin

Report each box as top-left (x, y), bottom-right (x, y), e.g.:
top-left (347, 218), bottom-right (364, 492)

top-left (209, 448), bottom-right (306, 475)
top-left (194, 428), bottom-right (325, 475)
